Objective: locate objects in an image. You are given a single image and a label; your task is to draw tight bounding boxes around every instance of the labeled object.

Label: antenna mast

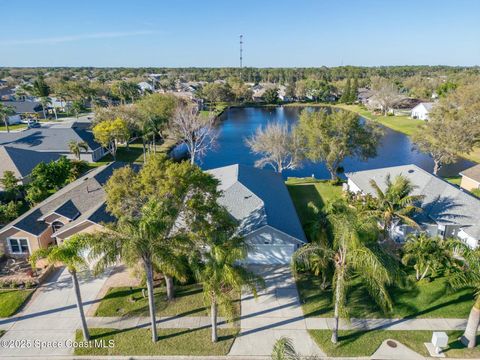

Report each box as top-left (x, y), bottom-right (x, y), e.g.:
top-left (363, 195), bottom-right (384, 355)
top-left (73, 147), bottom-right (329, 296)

top-left (239, 34), bottom-right (243, 79)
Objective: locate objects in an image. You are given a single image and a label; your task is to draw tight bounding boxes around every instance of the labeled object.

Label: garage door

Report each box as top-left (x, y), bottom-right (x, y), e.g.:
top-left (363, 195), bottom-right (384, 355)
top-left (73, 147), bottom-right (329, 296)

top-left (245, 244), bottom-right (295, 264)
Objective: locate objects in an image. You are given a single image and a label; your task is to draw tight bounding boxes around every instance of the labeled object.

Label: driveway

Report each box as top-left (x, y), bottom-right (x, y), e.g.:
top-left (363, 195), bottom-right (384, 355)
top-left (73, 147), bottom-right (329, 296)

top-left (0, 266), bottom-right (110, 357)
top-left (229, 265), bottom-right (325, 357)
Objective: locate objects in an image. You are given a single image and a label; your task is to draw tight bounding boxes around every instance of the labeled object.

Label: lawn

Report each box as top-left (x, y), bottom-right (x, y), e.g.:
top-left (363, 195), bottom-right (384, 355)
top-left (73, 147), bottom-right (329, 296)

top-left (95, 284), bottom-right (240, 319)
top-left (297, 272), bottom-right (475, 319)
top-left (309, 329), bottom-right (479, 358)
top-left (0, 123), bottom-right (28, 132)
top-left (443, 176), bottom-right (462, 186)
top-left (74, 327), bottom-right (238, 356)
top-left (286, 178), bottom-right (343, 228)
top-left (0, 289), bottom-right (34, 317)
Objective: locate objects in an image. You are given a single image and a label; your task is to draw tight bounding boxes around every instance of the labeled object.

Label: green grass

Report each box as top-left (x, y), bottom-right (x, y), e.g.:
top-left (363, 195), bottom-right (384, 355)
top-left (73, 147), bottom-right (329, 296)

top-left (95, 284), bottom-right (240, 319)
top-left (443, 176), bottom-right (462, 186)
top-left (74, 327), bottom-right (238, 356)
top-left (286, 178), bottom-right (343, 228)
top-left (309, 329), bottom-right (480, 358)
top-left (297, 272), bottom-right (475, 319)
top-left (0, 289), bottom-right (34, 317)
top-left (0, 123), bottom-right (28, 131)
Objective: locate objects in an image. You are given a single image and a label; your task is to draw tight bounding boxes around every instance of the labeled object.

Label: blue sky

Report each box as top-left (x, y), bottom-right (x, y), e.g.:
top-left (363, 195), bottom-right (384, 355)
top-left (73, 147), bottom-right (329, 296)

top-left (1, 0), bottom-right (479, 67)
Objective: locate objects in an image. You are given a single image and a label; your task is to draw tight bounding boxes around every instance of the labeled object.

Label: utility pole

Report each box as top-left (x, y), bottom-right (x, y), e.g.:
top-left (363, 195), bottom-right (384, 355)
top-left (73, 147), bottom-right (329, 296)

top-left (239, 34), bottom-right (243, 80)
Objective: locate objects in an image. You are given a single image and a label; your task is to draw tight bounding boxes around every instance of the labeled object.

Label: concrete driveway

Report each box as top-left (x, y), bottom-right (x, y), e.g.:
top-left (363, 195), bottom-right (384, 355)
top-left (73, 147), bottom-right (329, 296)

top-left (229, 265), bottom-right (325, 357)
top-left (0, 266), bottom-right (110, 357)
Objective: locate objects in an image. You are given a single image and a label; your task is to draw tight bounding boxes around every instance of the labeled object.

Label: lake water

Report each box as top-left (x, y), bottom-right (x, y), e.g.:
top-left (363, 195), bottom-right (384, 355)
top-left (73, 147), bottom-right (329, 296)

top-left (173, 106), bottom-right (475, 179)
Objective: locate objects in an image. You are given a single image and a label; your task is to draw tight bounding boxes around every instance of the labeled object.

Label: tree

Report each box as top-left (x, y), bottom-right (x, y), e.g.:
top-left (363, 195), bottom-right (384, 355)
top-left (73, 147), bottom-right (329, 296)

top-left (192, 219), bottom-right (263, 342)
top-left (0, 103), bottom-right (16, 133)
top-left (111, 81), bottom-right (140, 104)
top-left (412, 85), bottom-right (480, 175)
top-left (296, 109), bottom-right (381, 181)
top-left (293, 200), bottom-right (396, 344)
top-left (32, 75), bottom-right (51, 118)
top-left (92, 118), bottom-right (130, 160)
top-left (350, 77), bottom-right (359, 103)
top-left (339, 78), bottom-right (351, 103)
top-left (402, 234), bottom-right (456, 281)
top-left (169, 105), bottom-right (217, 164)
top-left (1, 170), bottom-right (21, 200)
top-left (363, 174), bottom-right (424, 239)
top-left (0, 201), bottom-right (20, 225)
top-left (271, 337), bottom-right (300, 360)
top-left (29, 235), bottom-right (91, 341)
top-left (228, 78), bottom-right (253, 103)
top-left (368, 77), bottom-right (403, 115)
top-left (263, 87), bottom-right (279, 104)
top-left (71, 100), bottom-right (85, 118)
top-left (245, 122), bottom-right (303, 173)
top-left (68, 140), bottom-right (88, 160)
top-left (198, 83), bottom-right (233, 104)
top-left (87, 156), bottom-right (221, 341)
top-left (447, 246), bottom-right (480, 348)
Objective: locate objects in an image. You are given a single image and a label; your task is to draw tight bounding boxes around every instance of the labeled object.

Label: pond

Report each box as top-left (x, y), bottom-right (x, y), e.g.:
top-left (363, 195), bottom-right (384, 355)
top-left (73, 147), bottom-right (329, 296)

top-left (173, 106), bottom-right (475, 179)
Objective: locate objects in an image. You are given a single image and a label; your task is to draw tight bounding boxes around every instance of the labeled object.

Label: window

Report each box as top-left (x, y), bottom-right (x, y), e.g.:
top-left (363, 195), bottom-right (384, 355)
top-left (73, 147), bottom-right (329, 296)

top-left (52, 221), bottom-right (64, 233)
top-left (9, 238), bottom-right (29, 254)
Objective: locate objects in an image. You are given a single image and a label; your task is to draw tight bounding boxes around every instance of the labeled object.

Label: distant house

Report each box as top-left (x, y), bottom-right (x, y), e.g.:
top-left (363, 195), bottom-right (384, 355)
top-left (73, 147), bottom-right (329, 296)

top-left (411, 102), bottom-right (434, 120)
top-left (0, 124), bottom-right (107, 186)
top-left (0, 163), bottom-right (130, 257)
top-left (0, 88), bottom-right (15, 101)
top-left (1, 100), bottom-right (43, 122)
top-left (207, 164), bottom-right (307, 264)
top-left (460, 164), bottom-right (480, 192)
top-left (138, 81), bottom-right (154, 93)
top-left (346, 164), bottom-right (480, 249)
top-left (357, 87), bottom-right (373, 105)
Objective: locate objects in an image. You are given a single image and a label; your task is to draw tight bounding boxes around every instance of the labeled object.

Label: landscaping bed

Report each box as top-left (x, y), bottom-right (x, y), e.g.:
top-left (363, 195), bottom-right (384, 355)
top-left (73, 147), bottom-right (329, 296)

top-left (74, 327), bottom-right (238, 356)
top-left (309, 329), bottom-right (480, 358)
top-left (95, 284), bottom-right (240, 319)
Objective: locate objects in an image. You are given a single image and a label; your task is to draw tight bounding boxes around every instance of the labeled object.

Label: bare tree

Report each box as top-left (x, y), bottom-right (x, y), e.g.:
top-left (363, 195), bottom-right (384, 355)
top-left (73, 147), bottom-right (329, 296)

top-left (169, 105), bottom-right (217, 164)
top-left (368, 77), bottom-right (403, 115)
top-left (245, 122), bottom-right (303, 173)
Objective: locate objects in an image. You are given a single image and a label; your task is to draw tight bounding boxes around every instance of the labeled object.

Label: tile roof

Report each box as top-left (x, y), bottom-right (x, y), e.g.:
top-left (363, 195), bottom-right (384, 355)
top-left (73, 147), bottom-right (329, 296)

top-left (346, 164), bottom-right (480, 240)
top-left (207, 164), bottom-right (307, 243)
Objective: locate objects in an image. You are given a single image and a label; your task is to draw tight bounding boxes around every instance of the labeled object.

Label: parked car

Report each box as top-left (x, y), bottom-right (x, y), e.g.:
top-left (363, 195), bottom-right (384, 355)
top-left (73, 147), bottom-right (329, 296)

top-left (27, 121), bottom-right (41, 128)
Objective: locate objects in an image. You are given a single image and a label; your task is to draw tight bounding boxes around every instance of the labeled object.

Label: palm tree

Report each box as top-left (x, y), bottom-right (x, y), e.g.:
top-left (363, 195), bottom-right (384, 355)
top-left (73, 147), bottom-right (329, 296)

top-left (365, 174), bottom-right (424, 239)
top-left (86, 200), bottom-right (163, 342)
top-left (293, 200), bottom-right (396, 344)
top-left (0, 103), bottom-right (15, 133)
top-left (68, 140), bottom-right (89, 160)
top-left (271, 337), bottom-right (300, 360)
top-left (448, 246), bottom-right (480, 348)
top-left (29, 235), bottom-right (90, 341)
top-left (402, 233), bottom-right (456, 281)
top-left (193, 232), bottom-right (263, 343)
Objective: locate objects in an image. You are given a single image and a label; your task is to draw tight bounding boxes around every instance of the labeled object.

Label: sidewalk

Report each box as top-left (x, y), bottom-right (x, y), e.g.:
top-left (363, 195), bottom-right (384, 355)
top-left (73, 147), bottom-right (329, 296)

top-left (306, 317), bottom-right (467, 331)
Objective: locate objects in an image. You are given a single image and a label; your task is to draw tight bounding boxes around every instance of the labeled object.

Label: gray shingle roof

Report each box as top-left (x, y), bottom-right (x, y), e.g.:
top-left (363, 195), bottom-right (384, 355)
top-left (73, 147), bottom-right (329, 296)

top-left (1, 101), bottom-right (42, 113)
top-left (0, 146), bottom-right (62, 178)
top-left (346, 164), bottom-right (480, 240)
top-left (0, 162), bottom-right (128, 236)
top-left (207, 164), bottom-right (307, 243)
top-left (460, 164), bottom-right (480, 183)
top-left (0, 127), bottom-right (101, 153)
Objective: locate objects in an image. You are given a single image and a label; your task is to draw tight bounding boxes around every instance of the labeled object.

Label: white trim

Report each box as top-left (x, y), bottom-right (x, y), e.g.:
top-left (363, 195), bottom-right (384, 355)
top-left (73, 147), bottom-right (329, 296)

top-left (244, 225), bottom-right (306, 244)
top-left (7, 236), bottom-right (32, 255)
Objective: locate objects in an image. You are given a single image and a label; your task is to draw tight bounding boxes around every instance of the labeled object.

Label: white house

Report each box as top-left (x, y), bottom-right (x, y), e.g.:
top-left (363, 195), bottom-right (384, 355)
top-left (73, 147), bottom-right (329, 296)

top-left (411, 102), bottom-right (434, 120)
top-left (207, 164), bottom-right (307, 264)
top-left (138, 81), bottom-right (154, 93)
top-left (346, 164), bottom-right (480, 249)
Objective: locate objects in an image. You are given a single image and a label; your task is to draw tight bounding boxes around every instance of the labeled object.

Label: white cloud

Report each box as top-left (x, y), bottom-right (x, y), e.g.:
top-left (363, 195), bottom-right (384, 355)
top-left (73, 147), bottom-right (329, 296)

top-left (0, 30), bottom-right (155, 46)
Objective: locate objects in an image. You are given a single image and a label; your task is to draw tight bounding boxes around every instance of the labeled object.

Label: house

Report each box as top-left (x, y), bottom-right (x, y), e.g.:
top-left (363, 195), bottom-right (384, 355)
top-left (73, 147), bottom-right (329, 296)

top-left (138, 81), bottom-right (154, 93)
top-left (459, 164), bottom-right (480, 192)
top-left (207, 164), bottom-right (307, 264)
top-left (1, 100), bottom-right (44, 122)
top-left (0, 163), bottom-right (130, 257)
top-left (0, 124), bottom-right (106, 163)
top-left (411, 102), bottom-right (434, 120)
top-left (346, 164), bottom-right (480, 248)
top-left (357, 87), bottom-right (373, 105)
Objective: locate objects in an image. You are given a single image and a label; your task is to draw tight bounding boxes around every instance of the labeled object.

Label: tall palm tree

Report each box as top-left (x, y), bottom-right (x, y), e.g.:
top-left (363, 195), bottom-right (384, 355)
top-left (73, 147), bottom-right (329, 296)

top-left (448, 246), bottom-right (480, 348)
top-left (365, 174), bottom-right (424, 239)
top-left (271, 337), bottom-right (300, 360)
top-left (68, 140), bottom-right (89, 160)
top-left (192, 232), bottom-right (263, 343)
top-left (293, 200), bottom-right (396, 344)
top-left (0, 103), bottom-right (16, 133)
top-left (86, 200), bottom-right (164, 342)
top-left (29, 235), bottom-right (90, 341)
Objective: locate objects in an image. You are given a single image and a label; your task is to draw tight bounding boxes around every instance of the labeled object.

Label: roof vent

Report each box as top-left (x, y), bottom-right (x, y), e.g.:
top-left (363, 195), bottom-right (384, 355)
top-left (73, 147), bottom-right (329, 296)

top-left (83, 177), bottom-right (89, 181)
top-left (408, 169), bottom-right (415, 173)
